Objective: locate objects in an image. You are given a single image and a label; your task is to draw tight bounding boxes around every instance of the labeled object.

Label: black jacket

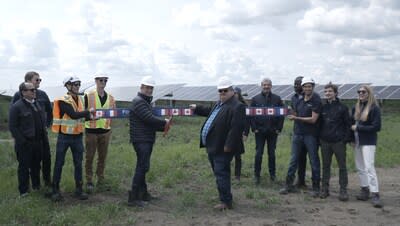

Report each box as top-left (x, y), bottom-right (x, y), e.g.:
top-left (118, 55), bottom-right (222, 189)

top-left (250, 92), bottom-right (284, 133)
top-left (11, 89), bottom-right (52, 127)
top-left (195, 96), bottom-right (246, 154)
top-left (320, 99), bottom-right (351, 143)
top-left (129, 93), bottom-right (166, 144)
top-left (351, 103), bottom-right (381, 145)
top-left (9, 99), bottom-right (47, 144)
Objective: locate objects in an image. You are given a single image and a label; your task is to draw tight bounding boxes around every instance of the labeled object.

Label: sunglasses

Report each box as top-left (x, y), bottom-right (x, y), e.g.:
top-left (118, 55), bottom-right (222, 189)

top-left (218, 89), bottom-right (229, 93)
top-left (98, 79), bottom-right (108, 83)
top-left (72, 82), bottom-right (81, 87)
top-left (357, 90), bottom-right (367, 94)
top-left (24, 88), bottom-right (36, 92)
top-left (35, 78), bottom-right (42, 82)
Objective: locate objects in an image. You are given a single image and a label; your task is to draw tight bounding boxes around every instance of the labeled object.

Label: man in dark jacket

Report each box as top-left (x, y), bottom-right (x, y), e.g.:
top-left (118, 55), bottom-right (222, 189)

top-left (319, 83), bottom-right (351, 201)
top-left (9, 82), bottom-right (47, 196)
top-left (11, 71), bottom-right (53, 187)
top-left (128, 76), bottom-right (171, 207)
top-left (250, 78), bottom-right (284, 183)
top-left (191, 77), bottom-right (246, 210)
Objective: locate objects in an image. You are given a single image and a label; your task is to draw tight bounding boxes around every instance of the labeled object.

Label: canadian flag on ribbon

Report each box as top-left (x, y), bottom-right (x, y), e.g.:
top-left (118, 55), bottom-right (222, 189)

top-left (184, 109), bottom-right (192, 115)
top-left (280, 108), bottom-right (285, 116)
top-left (256, 108), bottom-right (263, 115)
top-left (172, 109), bottom-right (180, 116)
top-left (267, 108), bottom-right (275, 115)
top-left (96, 111), bottom-right (103, 117)
top-left (245, 108), bottom-right (250, 116)
top-left (109, 110), bottom-right (115, 117)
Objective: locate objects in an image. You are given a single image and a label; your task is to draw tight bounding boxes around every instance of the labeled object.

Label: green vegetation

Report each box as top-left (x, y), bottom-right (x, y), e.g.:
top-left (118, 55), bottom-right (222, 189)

top-left (0, 102), bottom-right (399, 225)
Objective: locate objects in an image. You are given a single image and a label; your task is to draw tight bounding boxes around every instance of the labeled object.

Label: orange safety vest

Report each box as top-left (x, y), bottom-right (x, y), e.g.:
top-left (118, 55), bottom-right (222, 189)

top-left (85, 90), bottom-right (115, 129)
top-left (52, 94), bottom-right (85, 134)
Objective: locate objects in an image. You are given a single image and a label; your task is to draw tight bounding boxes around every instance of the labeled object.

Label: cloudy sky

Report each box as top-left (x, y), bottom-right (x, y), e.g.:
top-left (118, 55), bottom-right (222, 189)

top-left (0, 0), bottom-right (399, 90)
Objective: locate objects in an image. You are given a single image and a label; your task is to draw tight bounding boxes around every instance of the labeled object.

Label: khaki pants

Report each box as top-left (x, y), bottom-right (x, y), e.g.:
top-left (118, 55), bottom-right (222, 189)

top-left (85, 131), bottom-right (112, 183)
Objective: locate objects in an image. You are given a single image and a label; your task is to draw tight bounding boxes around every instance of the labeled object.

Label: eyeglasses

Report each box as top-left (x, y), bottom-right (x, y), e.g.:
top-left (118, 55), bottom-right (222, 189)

top-left (357, 90), bottom-right (367, 94)
top-left (24, 88), bottom-right (36, 92)
top-left (72, 82), bottom-right (81, 87)
top-left (218, 89), bottom-right (229, 93)
top-left (35, 78), bottom-right (42, 82)
top-left (98, 79), bottom-right (108, 83)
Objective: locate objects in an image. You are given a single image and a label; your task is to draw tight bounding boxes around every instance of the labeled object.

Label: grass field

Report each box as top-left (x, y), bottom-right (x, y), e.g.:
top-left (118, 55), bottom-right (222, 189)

top-left (0, 111), bottom-right (399, 225)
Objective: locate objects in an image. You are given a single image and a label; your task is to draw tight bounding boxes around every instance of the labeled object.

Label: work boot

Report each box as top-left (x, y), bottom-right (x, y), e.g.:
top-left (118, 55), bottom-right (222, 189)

top-left (356, 187), bottom-right (370, 201)
top-left (320, 187), bottom-right (329, 199)
top-left (309, 181), bottom-right (320, 198)
top-left (51, 184), bottom-right (63, 202)
top-left (338, 188), bottom-right (349, 202)
top-left (74, 182), bottom-right (88, 200)
top-left (128, 190), bottom-right (144, 207)
top-left (371, 192), bottom-right (383, 208)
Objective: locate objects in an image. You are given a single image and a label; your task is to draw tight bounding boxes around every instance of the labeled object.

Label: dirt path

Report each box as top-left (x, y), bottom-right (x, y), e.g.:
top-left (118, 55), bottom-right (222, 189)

top-left (115, 167), bottom-right (400, 226)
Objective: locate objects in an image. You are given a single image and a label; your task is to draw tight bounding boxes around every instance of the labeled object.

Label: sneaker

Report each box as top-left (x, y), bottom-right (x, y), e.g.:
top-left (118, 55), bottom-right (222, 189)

top-left (86, 183), bottom-right (94, 194)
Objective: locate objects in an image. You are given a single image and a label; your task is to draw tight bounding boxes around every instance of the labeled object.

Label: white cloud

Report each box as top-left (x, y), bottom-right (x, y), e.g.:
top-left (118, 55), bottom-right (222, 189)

top-left (206, 26), bottom-right (241, 42)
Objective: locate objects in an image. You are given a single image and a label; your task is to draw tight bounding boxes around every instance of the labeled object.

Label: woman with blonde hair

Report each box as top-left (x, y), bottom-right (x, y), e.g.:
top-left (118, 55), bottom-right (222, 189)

top-left (351, 85), bottom-right (382, 208)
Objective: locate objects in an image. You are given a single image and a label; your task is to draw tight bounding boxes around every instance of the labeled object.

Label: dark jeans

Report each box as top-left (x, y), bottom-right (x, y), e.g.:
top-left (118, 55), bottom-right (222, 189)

top-left (297, 144), bottom-right (307, 184)
top-left (234, 153), bottom-right (241, 177)
top-left (53, 134), bottom-right (84, 186)
top-left (320, 140), bottom-right (348, 190)
top-left (208, 151), bottom-right (234, 205)
top-left (254, 131), bottom-right (278, 178)
top-left (42, 134), bottom-right (51, 184)
top-left (131, 142), bottom-right (153, 192)
top-left (286, 135), bottom-right (320, 185)
top-left (15, 140), bottom-right (42, 194)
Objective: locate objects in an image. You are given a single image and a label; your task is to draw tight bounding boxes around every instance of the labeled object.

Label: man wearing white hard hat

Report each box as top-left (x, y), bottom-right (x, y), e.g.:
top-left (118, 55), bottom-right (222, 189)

top-left (128, 76), bottom-right (171, 207)
top-left (84, 72), bottom-right (116, 193)
top-left (280, 77), bottom-right (322, 198)
top-left (51, 76), bottom-right (95, 202)
top-left (190, 76), bottom-right (246, 210)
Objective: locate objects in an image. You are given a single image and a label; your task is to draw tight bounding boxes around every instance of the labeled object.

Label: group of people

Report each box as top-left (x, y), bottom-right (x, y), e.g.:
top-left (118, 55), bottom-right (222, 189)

top-left (8, 72), bottom-right (383, 210)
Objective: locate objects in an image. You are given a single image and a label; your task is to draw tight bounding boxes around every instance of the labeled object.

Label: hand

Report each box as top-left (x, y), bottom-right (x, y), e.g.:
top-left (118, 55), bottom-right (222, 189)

top-left (254, 129), bottom-right (259, 134)
top-left (223, 146), bottom-right (231, 153)
top-left (242, 135), bottom-right (248, 142)
top-left (89, 107), bottom-right (95, 113)
top-left (287, 115), bottom-right (296, 120)
top-left (189, 104), bottom-right (196, 109)
top-left (351, 125), bottom-right (357, 131)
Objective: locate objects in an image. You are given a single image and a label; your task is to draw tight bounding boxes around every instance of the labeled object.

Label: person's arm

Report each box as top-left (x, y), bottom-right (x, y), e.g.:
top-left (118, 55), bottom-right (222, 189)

top-left (131, 100), bottom-right (166, 129)
top-left (43, 92), bottom-right (53, 127)
top-left (276, 96), bottom-right (285, 132)
top-left (59, 101), bottom-right (90, 120)
top-left (289, 111), bottom-right (319, 124)
top-left (224, 103), bottom-right (246, 152)
top-left (356, 107), bottom-right (381, 132)
top-left (8, 105), bottom-right (25, 143)
top-left (192, 104), bottom-right (212, 117)
top-left (10, 92), bottom-right (20, 106)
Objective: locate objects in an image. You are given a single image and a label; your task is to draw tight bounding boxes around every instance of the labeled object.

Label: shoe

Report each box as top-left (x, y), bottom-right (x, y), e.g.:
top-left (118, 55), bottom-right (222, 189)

top-left (254, 176), bottom-right (260, 185)
top-left (86, 183), bottom-right (94, 194)
top-left (320, 189), bottom-right (329, 199)
top-left (20, 192), bottom-right (29, 198)
top-left (371, 193), bottom-right (383, 208)
top-left (213, 202), bottom-right (233, 210)
top-left (279, 185), bottom-right (296, 195)
top-left (235, 176), bottom-right (241, 182)
top-left (356, 187), bottom-right (370, 201)
top-left (270, 175), bottom-right (276, 182)
top-left (309, 190), bottom-right (320, 198)
top-left (51, 192), bottom-right (64, 202)
top-left (296, 182), bottom-right (308, 190)
top-left (128, 190), bottom-right (144, 207)
top-left (44, 180), bottom-right (52, 187)
top-left (338, 189), bottom-right (349, 202)
top-left (74, 188), bottom-right (89, 200)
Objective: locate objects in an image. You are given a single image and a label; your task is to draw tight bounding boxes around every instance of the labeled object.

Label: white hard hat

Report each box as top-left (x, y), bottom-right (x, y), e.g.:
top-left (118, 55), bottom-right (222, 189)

top-left (217, 76), bottom-right (233, 89)
top-left (94, 72), bottom-right (108, 79)
top-left (141, 76), bottom-right (156, 87)
top-left (63, 76), bottom-right (81, 86)
top-left (301, 77), bottom-right (315, 86)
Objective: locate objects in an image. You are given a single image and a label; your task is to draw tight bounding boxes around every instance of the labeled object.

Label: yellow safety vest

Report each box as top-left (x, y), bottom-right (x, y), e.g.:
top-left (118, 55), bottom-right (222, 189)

top-left (52, 94), bottom-right (85, 134)
top-left (84, 90), bottom-right (115, 129)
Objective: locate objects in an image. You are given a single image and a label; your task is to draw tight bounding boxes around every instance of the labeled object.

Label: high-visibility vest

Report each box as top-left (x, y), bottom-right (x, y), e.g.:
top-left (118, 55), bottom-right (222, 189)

top-left (52, 94), bottom-right (85, 134)
top-left (85, 90), bottom-right (115, 129)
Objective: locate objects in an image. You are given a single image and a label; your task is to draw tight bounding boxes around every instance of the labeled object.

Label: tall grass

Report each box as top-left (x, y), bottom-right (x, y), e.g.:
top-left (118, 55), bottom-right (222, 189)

top-left (0, 112), bottom-right (399, 225)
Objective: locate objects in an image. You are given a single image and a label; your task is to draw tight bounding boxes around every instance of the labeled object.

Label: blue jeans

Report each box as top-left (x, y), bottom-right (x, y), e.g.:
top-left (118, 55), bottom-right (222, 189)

top-left (286, 134), bottom-right (320, 185)
top-left (208, 151), bottom-right (234, 205)
top-left (254, 132), bottom-right (278, 178)
top-left (131, 142), bottom-right (153, 191)
top-left (53, 134), bottom-right (84, 186)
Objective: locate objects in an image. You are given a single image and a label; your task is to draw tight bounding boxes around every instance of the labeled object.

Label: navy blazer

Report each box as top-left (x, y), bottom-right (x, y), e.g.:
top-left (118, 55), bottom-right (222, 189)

top-left (195, 96), bottom-right (246, 154)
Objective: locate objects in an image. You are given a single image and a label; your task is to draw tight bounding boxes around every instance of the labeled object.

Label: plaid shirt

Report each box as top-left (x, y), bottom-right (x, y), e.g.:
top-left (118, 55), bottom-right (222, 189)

top-left (201, 103), bottom-right (223, 145)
